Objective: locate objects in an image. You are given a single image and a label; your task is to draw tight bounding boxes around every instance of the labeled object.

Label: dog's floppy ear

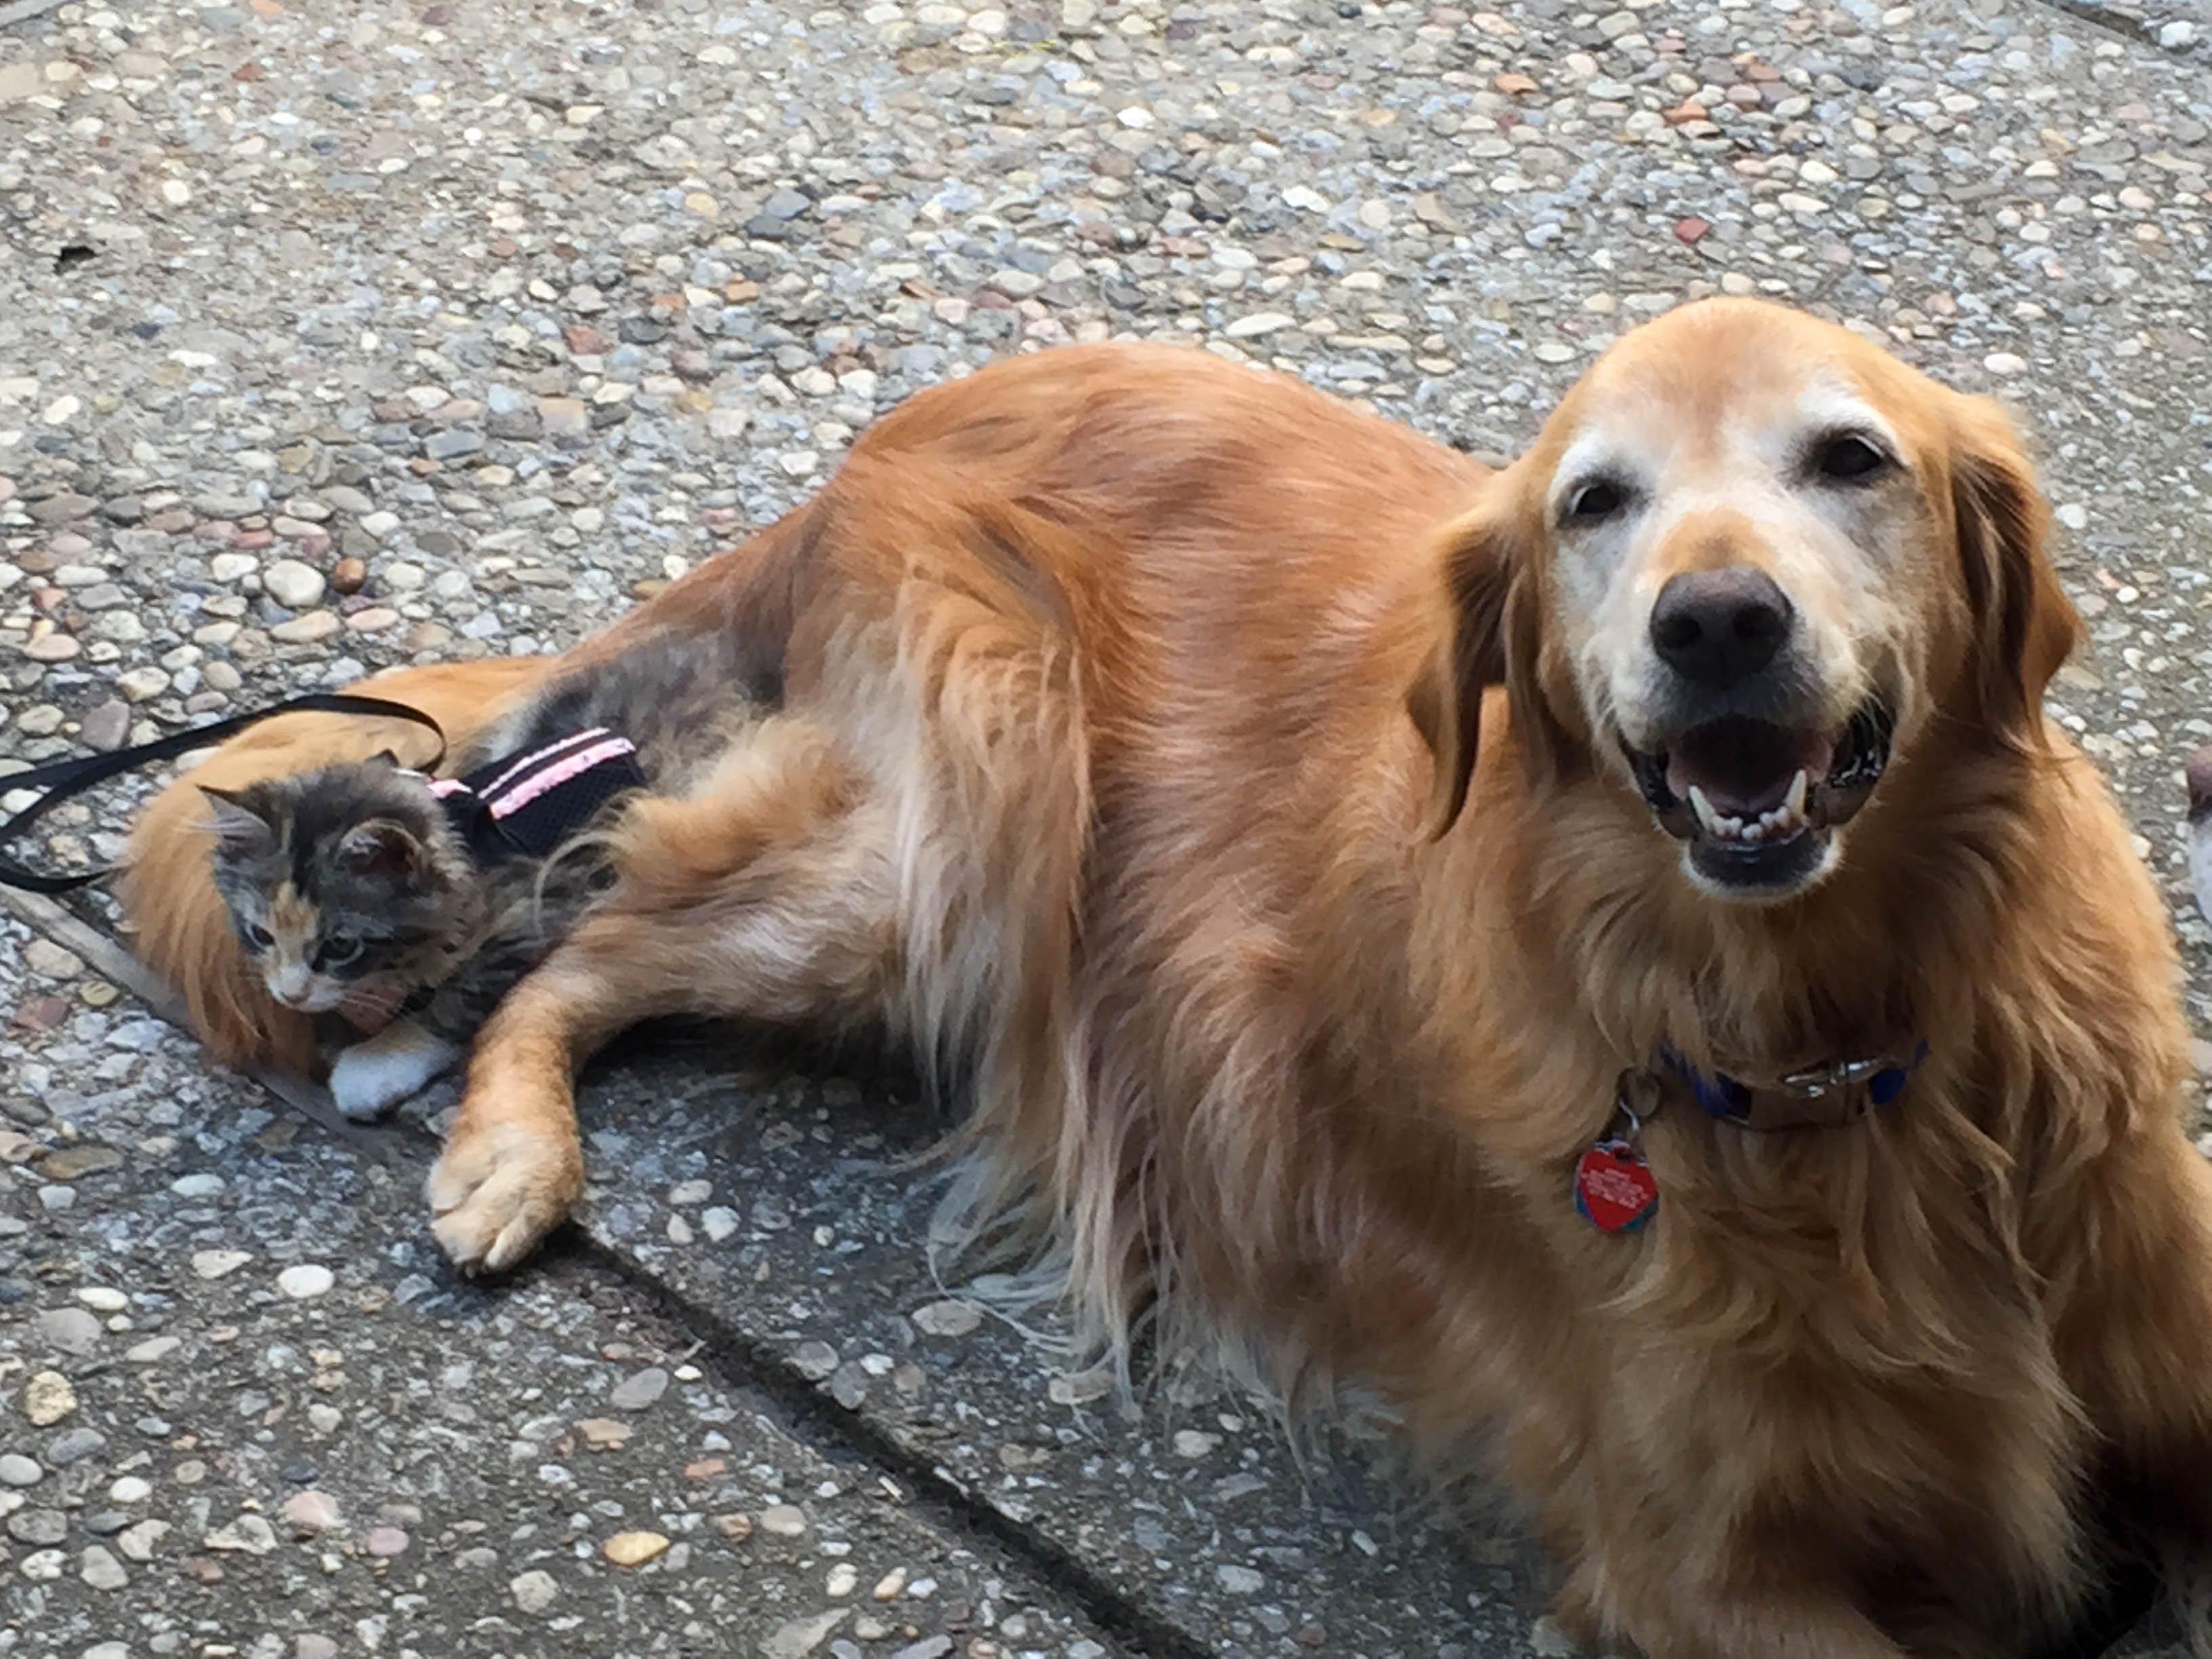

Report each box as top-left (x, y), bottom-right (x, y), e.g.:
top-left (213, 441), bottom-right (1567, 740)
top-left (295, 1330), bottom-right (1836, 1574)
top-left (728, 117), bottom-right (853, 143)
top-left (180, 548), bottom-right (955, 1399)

top-left (1948, 396), bottom-right (2081, 747)
top-left (1406, 491), bottom-right (1565, 838)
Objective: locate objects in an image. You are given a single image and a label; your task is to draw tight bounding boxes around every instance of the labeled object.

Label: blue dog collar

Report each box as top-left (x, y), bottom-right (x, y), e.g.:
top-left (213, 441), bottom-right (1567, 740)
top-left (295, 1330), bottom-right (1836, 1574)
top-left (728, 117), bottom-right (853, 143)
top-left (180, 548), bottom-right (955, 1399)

top-left (1655, 1039), bottom-right (1929, 1130)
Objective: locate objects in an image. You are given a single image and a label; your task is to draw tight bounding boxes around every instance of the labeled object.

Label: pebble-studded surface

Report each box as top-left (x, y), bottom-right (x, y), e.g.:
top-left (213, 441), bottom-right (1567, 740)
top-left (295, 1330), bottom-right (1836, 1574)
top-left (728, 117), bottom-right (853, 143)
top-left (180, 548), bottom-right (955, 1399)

top-left (0, 917), bottom-right (1128, 1659)
top-left (5, 0), bottom-right (2212, 1653)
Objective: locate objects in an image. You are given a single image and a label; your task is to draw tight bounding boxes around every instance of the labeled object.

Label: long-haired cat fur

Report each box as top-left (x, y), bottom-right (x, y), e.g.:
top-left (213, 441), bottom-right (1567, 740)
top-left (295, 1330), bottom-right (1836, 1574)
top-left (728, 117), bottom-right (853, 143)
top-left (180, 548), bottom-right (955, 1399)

top-left (197, 632), bottom-right (771, 1118)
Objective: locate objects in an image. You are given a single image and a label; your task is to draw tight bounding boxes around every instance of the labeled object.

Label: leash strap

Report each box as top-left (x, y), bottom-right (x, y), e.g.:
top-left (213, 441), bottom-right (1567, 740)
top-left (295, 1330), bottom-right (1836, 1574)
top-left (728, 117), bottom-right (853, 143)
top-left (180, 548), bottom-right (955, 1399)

top-left (0, 693), bottom-right (449, 895)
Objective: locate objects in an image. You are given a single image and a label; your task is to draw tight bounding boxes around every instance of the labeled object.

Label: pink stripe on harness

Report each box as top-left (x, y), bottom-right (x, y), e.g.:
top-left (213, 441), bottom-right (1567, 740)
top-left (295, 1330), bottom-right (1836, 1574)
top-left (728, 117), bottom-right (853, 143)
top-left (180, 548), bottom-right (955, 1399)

top-left (474, 727), bottom-right (613, 800)
top-left (487, 737), bottom-right (636, 818)
top-left (422, 726), bottom-right (644, 861)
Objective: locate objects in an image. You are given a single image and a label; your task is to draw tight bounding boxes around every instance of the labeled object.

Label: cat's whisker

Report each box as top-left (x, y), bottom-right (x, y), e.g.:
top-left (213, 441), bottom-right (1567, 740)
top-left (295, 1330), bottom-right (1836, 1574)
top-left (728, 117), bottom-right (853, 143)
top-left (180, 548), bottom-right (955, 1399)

top-left (197, 676), bottom-right (731, 1108)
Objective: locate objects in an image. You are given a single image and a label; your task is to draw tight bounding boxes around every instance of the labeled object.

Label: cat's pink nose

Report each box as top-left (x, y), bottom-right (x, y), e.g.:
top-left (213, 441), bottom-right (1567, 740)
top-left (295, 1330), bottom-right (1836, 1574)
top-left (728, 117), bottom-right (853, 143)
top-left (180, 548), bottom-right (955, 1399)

top-left (268, 968), bottom-right (314, 1007)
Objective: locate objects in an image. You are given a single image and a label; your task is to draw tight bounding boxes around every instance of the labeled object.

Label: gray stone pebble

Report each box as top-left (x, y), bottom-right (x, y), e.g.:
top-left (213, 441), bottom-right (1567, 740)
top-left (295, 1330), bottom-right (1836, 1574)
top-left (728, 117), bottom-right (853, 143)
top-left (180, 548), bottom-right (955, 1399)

top-left (510, 1568), bottom-right (559, 1614)
top-left (7, 1508), bottom-right (67, 1547)
top-left (263, 559), bottom-right (327, 611)
top-left (80, 1544), bottom-right (128, 1591)
top-left (37, 1306), bottom-right (103, 1354)
top-left (276, 1263), bottom-right (335, 1299)
top-left (912, 1300), bottom-right (984, 1338)
top-left (0, 1453), bottom-right (42, 1486)
top-left (45, 1428), bottom-right (107, 1467)
top-left (609, 1365), bottom-right (669, 1411)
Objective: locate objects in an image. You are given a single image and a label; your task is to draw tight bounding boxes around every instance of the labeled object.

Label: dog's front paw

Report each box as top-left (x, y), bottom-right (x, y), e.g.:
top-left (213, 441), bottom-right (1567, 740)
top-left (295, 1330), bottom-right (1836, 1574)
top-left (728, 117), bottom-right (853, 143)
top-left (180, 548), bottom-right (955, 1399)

top-left (328, 1025), bottom-right (460, 1121)
top-left (426, 1117), bottom-right (583, 1274)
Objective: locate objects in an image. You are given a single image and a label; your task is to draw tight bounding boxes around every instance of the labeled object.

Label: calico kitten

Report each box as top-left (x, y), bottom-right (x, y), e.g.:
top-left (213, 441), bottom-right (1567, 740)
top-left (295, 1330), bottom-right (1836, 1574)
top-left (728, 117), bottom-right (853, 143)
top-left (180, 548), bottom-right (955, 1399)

top-left (203, 630), bottom-right (770, 1119)
top-left (202, 755), bottom-right (610, 1119)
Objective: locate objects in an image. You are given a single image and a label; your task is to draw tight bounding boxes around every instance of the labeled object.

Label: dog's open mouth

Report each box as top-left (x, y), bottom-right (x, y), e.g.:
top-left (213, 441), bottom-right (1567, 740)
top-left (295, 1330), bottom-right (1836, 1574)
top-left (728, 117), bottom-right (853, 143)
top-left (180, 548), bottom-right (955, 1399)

top-left (1623, 701), bottom-right (1895, 892)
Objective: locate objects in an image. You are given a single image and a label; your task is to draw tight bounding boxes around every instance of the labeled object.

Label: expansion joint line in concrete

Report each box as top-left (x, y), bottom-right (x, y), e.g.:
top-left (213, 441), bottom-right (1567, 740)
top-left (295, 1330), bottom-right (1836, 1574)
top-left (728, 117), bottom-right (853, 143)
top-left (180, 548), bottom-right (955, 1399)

top-left (2, 884), bottom-right (1213, 1659)
top-left (2027, 0), bottom-right (2200, 54)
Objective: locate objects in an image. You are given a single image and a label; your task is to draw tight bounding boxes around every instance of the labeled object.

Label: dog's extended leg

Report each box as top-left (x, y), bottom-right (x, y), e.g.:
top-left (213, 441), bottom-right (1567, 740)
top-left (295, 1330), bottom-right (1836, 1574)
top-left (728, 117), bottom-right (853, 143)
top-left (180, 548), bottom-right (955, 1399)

top-left (426, 722), bottom-right (897, 1273)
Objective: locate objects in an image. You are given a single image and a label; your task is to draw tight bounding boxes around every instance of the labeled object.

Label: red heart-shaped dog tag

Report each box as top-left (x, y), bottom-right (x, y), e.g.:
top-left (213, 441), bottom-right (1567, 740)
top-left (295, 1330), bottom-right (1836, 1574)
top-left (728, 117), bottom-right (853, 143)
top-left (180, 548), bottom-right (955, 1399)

top-left (1574, 1137), bottom-right (1658, 1233)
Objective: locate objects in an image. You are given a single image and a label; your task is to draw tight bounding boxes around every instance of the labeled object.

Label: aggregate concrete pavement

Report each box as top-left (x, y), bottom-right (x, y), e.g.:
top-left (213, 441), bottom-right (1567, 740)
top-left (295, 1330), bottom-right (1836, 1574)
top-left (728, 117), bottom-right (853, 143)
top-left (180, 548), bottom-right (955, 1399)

top-left (0, 923), bottom-right (1130, 1659)
top-left (5, 0), bottom-right (2212, 1652)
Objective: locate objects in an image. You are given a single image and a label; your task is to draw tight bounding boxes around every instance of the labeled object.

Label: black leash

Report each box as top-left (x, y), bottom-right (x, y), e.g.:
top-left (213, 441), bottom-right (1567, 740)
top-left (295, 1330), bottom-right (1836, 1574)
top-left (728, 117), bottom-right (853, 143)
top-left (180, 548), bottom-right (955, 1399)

top-left (0, 693), bottom-right (447, 895)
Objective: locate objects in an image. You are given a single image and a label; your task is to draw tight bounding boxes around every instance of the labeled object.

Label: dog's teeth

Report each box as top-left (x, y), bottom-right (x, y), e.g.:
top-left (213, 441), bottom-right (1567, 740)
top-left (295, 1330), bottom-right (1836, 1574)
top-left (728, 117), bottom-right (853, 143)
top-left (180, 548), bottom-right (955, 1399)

top-left (1784, 768), bottom-right (1809, 818)
top-left (1689, 785), bottom-right (1723, 838)
top-left (1741, 819), bottom-right (1765, 844)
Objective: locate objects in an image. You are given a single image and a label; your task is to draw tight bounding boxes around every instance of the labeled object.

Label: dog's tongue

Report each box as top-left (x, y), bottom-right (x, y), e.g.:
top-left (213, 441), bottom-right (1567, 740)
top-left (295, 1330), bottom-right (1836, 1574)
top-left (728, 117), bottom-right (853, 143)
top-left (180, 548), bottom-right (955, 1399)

top-left (1665, 718), bottom-right (1835, 816)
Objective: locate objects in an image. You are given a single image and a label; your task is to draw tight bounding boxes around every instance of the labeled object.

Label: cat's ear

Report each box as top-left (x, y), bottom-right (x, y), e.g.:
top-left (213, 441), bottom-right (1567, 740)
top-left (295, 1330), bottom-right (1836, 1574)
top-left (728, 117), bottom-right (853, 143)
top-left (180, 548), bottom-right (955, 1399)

top-left (335, 819), bottom-right (424, 880)
top-left (366, 750), bottom-right (401, 769)
top-left (198, 786), bottom-right (276, 853)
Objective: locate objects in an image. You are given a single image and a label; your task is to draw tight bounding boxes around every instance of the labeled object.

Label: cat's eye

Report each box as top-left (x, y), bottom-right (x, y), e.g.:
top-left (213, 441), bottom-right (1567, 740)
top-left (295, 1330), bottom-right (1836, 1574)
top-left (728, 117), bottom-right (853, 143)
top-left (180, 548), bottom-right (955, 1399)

top-left (243, 924), bottom-right (274, 951)
top-left (315, 935), bottom-right (364, 970)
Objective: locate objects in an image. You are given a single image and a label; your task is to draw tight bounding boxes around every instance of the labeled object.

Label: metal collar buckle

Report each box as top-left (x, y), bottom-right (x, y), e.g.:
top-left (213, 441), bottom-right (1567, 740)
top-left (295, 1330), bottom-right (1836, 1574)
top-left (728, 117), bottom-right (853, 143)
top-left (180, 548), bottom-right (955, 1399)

top-left (1774, 1057), bottom-right (1891, 1099)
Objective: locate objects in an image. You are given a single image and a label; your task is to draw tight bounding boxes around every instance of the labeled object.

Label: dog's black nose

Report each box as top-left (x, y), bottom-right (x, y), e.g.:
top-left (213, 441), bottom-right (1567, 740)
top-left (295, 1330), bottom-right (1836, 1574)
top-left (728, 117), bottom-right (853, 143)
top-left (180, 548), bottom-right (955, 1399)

top-left (1650, 567), bottom-right (1795, 687)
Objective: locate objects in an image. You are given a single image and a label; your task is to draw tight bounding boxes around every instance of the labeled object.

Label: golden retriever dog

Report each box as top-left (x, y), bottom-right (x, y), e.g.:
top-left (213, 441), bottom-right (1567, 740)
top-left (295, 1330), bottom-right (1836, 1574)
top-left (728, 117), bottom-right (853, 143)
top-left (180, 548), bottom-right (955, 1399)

top-left (123, 298), bottom-right (2212, 1655)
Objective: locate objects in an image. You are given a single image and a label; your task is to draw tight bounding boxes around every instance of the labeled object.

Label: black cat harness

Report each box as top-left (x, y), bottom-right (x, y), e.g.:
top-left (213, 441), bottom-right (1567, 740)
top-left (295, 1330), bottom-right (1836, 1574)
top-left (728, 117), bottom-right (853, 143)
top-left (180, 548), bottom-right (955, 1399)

top-left (419, 727), bottom-right (647, 863)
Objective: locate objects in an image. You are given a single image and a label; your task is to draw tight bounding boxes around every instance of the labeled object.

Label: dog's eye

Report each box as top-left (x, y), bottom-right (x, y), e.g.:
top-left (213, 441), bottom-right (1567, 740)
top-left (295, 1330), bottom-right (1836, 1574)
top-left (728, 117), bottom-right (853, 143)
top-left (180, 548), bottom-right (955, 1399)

top-left (1563, 478), bottom-right (1626, 523)
top-left (1813, 432), bottom-right (1892, 483)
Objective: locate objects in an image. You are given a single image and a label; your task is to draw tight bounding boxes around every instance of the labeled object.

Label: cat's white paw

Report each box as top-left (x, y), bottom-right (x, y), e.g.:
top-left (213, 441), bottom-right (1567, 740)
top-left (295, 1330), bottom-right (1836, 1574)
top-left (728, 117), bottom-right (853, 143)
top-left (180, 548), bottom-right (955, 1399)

top-left (328, 1025), bottom-right (460, 1120)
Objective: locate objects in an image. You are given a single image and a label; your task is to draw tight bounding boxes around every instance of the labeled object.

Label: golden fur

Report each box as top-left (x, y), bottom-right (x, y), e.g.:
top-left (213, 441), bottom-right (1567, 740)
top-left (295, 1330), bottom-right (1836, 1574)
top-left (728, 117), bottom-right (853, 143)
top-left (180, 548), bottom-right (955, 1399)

top-left (125, 301), bottom-right (2212, 1654)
